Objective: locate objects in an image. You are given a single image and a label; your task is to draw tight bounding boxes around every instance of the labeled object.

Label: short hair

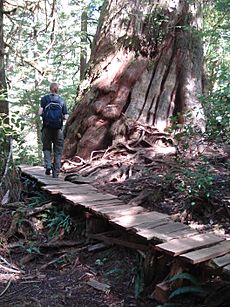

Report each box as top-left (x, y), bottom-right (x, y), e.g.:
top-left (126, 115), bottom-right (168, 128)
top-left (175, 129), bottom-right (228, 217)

top-left (50, 82), bottom-right (59, 93)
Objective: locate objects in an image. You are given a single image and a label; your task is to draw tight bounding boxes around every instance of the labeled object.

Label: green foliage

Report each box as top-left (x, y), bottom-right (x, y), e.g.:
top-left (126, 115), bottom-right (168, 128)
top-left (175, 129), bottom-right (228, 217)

top-left (158, 272), bottom-right (206, 306)
top-left (169, 272), bottom-right (200, 286)
top-left (45, 208), bottom-right (73, 238)
top-left (202, 0), bottom-right (229, 143)
top-left (104, 267), bottom-right (125, 276)
top-left (133, 254), bottom-right (144, 299)
top-left (0, 106), bottom-right (27, 176)
top-left (178, 165), bottom-right (214, 202)
top-left (167, 111), bottom-right (196, 151)
top-left (27, 192), bottom-right (49, 208)
top-left (95, 257), bottom-right (108, 266)
top-left (22, 242), bottom-right (41, 255)
top-left (169, 286), bottom-right (206, 299)
top-left (203, 92), bottom-right (230, 144)
top-left (0, 111), bottom-right (25, 144)
top-left (4, 0), bottom-right (102, 164)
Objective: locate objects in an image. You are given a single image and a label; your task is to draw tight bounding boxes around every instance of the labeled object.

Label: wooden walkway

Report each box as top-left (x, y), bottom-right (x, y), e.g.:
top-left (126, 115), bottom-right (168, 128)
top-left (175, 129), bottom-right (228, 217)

top-left (20, 165), bottom-right (230, 275)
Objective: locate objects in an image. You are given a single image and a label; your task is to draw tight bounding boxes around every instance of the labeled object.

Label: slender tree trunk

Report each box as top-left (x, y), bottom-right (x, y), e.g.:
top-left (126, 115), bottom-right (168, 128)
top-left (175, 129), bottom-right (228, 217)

top-left (0, 0), bottom-right (8, 116)
top-left (80, 8), bottom-right (88, 80)
top-left (0, 0), bottom-right (9, 158)
top-left (64, 0), bottom-right (205, 159)
top-left (34, 11), bottom-right (43, 163)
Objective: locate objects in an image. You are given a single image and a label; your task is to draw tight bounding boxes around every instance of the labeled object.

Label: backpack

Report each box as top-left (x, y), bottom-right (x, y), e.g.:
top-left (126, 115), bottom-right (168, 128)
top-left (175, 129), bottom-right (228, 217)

top-left (42, 95), bottom-right (64, 129)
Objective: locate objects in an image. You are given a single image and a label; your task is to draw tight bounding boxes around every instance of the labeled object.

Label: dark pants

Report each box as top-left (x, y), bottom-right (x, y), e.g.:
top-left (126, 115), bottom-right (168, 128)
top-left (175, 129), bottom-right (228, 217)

top-left (41, 127), bottom-right (64, 174)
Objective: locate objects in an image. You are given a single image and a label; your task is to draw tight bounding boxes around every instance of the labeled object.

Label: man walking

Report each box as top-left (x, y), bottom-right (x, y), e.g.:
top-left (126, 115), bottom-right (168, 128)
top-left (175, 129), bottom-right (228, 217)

top-left (39, 82), bottom-right (68, 178)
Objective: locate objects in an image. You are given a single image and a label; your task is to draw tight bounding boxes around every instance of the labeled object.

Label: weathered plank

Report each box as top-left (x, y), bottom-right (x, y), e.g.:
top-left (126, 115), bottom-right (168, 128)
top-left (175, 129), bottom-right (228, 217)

top-left (100, 205), bottom-right (145, 218)
top-left (59, 189), bottom-right (99, 195)
top-left (43, 187), bottom-right (98, 196)
top-left (180, 240), bottom-right (230, 264)
top-left (155, 233), bottom-right (225, 256)
top-left (136, 222), bottom-right (193, 241)
top-left (111, 211), bottom-right (168, 228)
top-left (43, 184), bottom-right (96, 191)
top-left (34, 177), bottom-right (62, 182)
top-left (223, 264), bottom-right (230, 274)
top-left (62, 193), bottom-right (118, 204)
top-left (84, 199), bottom-right (125, 207)
top-left (20, 165), bottom-right (44, 172)
top-left (211, 253), bottom-right (230, 268)
top-left (133, 219), bottom-right (170, 230)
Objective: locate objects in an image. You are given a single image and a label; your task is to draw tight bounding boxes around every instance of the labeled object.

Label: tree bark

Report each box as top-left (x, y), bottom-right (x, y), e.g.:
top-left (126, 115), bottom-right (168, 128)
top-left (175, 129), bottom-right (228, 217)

top-left (0, 0), bottom-right (8, 116)
top-left (80, 8), bottom-right (88, 81)
top-left (0, 0), bottom-right (9, 158)
top-left (64, 0), bottom-right (205, 159)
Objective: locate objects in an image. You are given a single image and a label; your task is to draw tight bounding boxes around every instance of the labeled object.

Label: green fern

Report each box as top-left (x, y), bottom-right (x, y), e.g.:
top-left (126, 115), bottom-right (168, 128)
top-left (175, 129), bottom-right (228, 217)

top-left (134, 254), bottom-right (144, 299)
top-left (169, 272), bottom-right (200, 286)
top-left (169, 286), bottom-right (206, 299)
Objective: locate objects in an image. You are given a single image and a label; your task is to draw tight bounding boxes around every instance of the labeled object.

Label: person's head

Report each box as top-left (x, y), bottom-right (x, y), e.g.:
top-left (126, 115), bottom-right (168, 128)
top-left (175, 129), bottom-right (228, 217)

top-left (50, 82), bottom-right (59, 94)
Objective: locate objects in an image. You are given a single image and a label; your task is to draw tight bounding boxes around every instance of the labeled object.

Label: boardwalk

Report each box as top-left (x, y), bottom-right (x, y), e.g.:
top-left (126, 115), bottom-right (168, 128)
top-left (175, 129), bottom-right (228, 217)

top-left (20, 165), bottom-right (230, 275)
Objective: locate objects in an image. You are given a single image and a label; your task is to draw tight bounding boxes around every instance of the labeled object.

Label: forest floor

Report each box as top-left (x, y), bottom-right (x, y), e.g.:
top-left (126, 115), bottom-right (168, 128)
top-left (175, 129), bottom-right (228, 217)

top-left (0, 141), bottom-right (229, 307)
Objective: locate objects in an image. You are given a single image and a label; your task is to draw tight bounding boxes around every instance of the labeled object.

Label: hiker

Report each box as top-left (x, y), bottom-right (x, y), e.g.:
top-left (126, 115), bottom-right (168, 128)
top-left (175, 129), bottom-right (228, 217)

top-left (39, 82), bottom-right (68, 178)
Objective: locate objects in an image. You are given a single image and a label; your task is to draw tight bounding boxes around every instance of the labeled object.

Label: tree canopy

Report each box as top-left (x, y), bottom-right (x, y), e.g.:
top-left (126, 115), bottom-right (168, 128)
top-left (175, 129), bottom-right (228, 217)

top-left (0, 0), bottom-right (228, 165)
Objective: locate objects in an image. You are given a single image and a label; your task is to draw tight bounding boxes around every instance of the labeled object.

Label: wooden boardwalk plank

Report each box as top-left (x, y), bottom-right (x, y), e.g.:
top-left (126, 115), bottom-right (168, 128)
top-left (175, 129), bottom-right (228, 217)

top-left (211, 253), bottom-right (230, 268)
top-left (44, 184), bottom-right (96, 190)
top-left (155, 233), bottom-right (225, 256)
top-left (131, 219), bottom-right (170, 232)
top-left (62, 193), bottom-right (118, 204)
top-left (223, 264), bottom-right (230, 274)
top-left (43, 183), bottom-right (93, 189)
top-left (92, 204), bottom-right (135, 212)
top-left (100, 206), bottom-right (145, 218)
top-left (33, 178), bottom-right (63, 185)
top-left (20, 165), bottom-right (230, 274)
top-left (82, 199), bottom-right (125, 207)
top-left (136, 222), bottom-right (193, 241)
top-left (42, 184), bottom-right (98, 196)
top-left (180, 240), bottom-right (230, 264)
top-left (58, 189), bottom-right (99, 195)
top-left (112, 211), bottom-right (168, 228)
top-left (43, 187), bottom-right (98, 195)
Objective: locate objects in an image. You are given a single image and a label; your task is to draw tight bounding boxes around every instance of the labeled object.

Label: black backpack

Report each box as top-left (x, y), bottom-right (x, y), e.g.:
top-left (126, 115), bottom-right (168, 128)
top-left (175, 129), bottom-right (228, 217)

top-left (42, 95), bottom-right (64, 129)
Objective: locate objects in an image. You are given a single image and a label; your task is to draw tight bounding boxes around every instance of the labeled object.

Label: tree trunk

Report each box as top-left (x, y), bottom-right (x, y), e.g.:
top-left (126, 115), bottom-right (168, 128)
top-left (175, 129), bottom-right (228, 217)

top-left (0, 0), bottom-right (9, 157)
top-left (64, 0), bottom-right (205, 159)
top-left (0, 0), bottom-right (8, 116)
top-left (80, 8), bottom-right (88, 81)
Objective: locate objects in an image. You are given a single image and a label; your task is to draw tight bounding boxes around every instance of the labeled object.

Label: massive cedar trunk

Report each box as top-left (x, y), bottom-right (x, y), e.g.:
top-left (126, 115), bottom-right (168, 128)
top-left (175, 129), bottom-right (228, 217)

top-left (64, 0), bottom-right (205, 159)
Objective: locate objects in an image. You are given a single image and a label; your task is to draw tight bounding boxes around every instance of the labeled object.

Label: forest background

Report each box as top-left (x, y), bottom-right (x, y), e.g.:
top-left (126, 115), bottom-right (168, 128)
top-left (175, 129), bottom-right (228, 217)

top-left (0, 0), bottom-right (229, 191)
top-left (0, 1), bottom-right (229, 305)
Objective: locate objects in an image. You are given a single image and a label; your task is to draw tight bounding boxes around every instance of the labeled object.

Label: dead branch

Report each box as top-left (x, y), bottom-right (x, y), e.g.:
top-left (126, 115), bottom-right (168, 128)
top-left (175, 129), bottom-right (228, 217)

top-left (0, 255), bottom-right (21, 272)
top-left (0, 264), bottom-right (21, 274)
top-left (0, 279), bottom-right (12, 297)
top-left (39, 254), bottom-right (67, 270)
top-left (86, 279), bottom-right (111, 293)
top-left (38, 239), bottom-right (85, 249)
top-left (87, 233), bottom-right (148, 252)
top-left (1, 201), bottom-right (25, 209)
top-left (26, 201), bottom-right (53, 217)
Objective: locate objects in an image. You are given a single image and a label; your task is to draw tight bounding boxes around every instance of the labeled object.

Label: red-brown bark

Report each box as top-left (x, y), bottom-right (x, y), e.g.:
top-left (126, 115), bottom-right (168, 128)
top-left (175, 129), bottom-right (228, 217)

top-left (64, 0), bottom-right (205, 159)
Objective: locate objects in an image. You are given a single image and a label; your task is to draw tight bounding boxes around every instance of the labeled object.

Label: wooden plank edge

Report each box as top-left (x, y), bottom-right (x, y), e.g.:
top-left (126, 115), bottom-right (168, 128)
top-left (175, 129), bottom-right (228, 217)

top-left (180, 240), bottom-right (230, 264)
top-left (155, 234), bottom-right (225, 256)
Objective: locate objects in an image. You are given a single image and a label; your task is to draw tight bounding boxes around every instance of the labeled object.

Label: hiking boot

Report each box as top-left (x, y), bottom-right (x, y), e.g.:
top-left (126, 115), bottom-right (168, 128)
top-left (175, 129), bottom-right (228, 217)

top-left (52, 170), bottom-right (59, 178)
top-left (45, 168), bottom-right (51, 175)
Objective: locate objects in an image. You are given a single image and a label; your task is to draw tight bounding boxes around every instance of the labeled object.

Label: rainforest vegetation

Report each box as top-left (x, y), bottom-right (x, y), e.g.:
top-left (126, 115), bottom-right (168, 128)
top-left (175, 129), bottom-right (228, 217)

top-left (0, 1), bottom-right (229, 306)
